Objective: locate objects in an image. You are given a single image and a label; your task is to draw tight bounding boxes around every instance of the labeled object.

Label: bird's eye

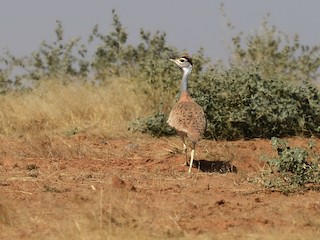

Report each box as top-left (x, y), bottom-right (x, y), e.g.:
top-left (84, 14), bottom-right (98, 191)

top-left (180, 59), bottom-right (185, 62)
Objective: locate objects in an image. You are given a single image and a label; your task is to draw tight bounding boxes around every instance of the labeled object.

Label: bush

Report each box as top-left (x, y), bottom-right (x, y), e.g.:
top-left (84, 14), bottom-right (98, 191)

top-left (259, 137), bottom-right (320, 193)
top-left (192, 64), bottom-right (320, 140)
top-left (130, 112), bottom-right (175, 137)
top-left (230, 15), bottom-right (320, 83)
top-left (0, 20), bottom-right (89, 90)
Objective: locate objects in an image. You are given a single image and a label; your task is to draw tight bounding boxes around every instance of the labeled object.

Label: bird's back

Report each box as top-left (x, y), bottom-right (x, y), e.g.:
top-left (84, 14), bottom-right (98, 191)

top-left (167, 92), bottom-right (206, 142)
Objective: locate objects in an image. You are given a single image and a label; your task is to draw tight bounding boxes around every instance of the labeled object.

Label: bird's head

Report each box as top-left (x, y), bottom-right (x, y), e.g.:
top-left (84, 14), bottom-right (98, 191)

top-left (170, 53), bottom-right (193, 71)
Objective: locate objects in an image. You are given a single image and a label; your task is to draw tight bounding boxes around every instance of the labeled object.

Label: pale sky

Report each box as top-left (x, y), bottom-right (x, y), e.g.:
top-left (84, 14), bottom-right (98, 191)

top-left (0, 0), bottom-right (319, 62)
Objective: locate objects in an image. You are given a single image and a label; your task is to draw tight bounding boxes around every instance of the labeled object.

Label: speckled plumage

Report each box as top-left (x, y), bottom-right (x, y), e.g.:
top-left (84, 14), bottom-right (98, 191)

top-left (167, 92), bottom-right (206, 143)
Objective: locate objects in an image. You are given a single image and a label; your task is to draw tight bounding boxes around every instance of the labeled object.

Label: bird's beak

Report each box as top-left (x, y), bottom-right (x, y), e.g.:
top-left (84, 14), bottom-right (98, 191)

top-left (170, 59), bottom-right (180, 65)
top-left (170, 58), bottom-right (183, 68)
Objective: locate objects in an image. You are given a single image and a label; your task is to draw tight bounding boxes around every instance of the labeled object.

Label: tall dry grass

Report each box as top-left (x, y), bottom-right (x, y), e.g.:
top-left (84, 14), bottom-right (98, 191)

top-left (0, 77), bottom-right (152, 138)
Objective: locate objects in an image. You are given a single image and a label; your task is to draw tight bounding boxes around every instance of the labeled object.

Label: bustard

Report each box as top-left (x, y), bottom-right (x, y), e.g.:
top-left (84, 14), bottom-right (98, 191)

top-left (167, 54), bottom-right (206, 173)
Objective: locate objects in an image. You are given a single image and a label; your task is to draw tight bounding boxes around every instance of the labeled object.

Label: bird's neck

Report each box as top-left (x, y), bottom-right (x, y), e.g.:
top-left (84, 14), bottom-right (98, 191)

top-left (180, 67), bottom-right (192, 93)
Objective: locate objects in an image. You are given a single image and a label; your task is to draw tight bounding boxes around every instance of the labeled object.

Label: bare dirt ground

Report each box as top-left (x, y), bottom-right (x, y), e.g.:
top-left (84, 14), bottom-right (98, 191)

top-left (1, 135), bottom-right (320, 239)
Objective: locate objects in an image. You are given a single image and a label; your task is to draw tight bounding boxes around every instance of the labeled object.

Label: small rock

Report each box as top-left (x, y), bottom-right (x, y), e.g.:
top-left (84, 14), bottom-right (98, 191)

top-left (26, 164), bottom-right (38, 171)
top-left (126, 182), bottom-right (137, 192)
top-left (111, 175), bottom-right (126, 189)
top-left (215, 199), bottom-right (226, 205)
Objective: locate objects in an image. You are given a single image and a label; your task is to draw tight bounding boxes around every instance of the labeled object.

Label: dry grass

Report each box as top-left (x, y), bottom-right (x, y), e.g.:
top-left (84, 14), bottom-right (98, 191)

top-left (0, 189), bottom-right (213, 240)
top-left (0, 77), bottom-right (152, 138)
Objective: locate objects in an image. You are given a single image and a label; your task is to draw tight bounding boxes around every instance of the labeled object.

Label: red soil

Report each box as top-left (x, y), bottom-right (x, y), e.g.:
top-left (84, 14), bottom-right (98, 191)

top-left (0, 135), bottom-right (320, 239)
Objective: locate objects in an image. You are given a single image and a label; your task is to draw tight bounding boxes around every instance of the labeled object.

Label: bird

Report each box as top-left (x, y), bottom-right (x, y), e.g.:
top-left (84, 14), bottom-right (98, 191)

top-left (167, 54), bottom-right (206, 173)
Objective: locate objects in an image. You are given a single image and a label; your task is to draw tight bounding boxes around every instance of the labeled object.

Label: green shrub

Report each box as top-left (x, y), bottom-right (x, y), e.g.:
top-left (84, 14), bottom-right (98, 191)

top-left (259, 137), bottom-right (320, 193)
top-left (89, 9), bottom-right (130, 78)
top-left (192, 64), bottom-right (320, 140)
top-left (230, 15), bottom-right (320, 83)
top-left (0, 20), bottom-right (89, 89)
top-left (130, 112), bottom-right (175, 137)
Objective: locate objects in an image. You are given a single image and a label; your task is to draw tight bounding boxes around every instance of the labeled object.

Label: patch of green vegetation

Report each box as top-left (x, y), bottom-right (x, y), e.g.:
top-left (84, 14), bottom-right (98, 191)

top-left (193, 65), bottom-right (320, 140)
top-left (259, 137), bottom-right (320, 194)
top-left (130, 112), bottom-right (175, 137)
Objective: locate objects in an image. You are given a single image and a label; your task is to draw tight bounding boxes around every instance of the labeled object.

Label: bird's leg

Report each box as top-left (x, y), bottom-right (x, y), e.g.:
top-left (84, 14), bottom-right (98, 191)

top-left (188, 143), bottom-right (196, 173)
top-left (181, 136), bottom-right (188, 166)
top-left (183, 143), bottom-right (188, 165)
